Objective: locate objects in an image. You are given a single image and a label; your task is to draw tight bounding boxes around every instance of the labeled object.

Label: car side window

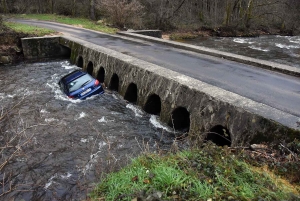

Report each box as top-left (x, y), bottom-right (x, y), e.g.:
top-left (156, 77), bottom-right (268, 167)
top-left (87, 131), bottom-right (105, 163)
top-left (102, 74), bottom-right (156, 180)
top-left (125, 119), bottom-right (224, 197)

top-left (59, 82), bottom-right (66, 93)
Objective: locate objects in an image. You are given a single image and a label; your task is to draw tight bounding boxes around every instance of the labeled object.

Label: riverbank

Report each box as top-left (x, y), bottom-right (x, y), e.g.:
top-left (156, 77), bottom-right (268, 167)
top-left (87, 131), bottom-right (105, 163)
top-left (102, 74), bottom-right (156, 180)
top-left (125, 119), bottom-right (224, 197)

top-left (90, 142), bottom-right (300, 200)
top-left (0, 20), bottom-right (56, 65)
top-left (164, 26), bottom-right (295, 41)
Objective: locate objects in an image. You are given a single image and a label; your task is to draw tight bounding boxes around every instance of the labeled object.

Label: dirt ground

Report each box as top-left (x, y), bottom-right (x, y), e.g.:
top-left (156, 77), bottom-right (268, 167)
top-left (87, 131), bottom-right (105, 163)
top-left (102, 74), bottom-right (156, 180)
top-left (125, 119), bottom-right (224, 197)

top-left (0, 27), bottom-right (33, 64)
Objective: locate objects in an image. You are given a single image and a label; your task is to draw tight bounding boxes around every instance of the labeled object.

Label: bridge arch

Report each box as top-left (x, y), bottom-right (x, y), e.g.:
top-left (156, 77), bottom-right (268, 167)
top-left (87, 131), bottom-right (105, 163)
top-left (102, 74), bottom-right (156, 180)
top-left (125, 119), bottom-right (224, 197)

top-left (87, 61), bottom-right (94, 76)
top-left (205, 125), bottom-right (231, 146)
top-left (144, 94), bottom-right (161, 115)
top-left (124, 83), bottom-right (138, 103)
top-left (97, 67), bottom-right (105, 83)
top-left (169, 107), bottom-right (190, 132)
top-left (109, 73), bottom-right (119, 91)
top-left (77, 56), bottom-right (83, 68)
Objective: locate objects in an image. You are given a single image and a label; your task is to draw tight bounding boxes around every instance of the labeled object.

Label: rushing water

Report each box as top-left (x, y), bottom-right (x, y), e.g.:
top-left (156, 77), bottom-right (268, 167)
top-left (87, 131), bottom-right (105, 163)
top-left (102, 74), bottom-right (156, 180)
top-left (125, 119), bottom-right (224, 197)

top-left (182, 35), bottom-right (300, 68)
top-left (0, 60), bottom-right (184, 201)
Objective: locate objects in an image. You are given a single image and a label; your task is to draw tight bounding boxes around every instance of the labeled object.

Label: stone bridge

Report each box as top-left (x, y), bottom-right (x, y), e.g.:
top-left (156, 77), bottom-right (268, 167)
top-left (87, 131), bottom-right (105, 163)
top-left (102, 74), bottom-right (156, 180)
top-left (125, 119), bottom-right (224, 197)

top-left (21, 36), bottom-right (300, 146)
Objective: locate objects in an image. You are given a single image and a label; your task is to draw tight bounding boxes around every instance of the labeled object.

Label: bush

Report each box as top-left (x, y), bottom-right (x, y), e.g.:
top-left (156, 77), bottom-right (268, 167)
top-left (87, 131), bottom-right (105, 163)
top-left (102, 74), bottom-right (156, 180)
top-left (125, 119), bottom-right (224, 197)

top-left (97, 0), bottom-right (144, 29)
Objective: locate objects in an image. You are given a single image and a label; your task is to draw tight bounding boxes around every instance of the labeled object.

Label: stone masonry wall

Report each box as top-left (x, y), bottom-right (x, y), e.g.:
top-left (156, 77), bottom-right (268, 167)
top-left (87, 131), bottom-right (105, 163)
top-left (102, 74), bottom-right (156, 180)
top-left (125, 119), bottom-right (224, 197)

top-left (60, 36), bottom-right (300, 146)
top-left (21, 36), bottom-right (70, 59)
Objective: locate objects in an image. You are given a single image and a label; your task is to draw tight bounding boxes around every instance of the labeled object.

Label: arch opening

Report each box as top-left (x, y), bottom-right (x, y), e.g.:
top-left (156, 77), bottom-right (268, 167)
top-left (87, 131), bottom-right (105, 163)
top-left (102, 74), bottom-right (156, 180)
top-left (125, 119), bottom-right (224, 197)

top-left (109, 74), bottom-right (119, 91)
top-left (144, 94), bottom-right (161, 115)
top-left (87, 61), bottom-right (94, 76)
top-left (169, 107), bottom-right (190, 132)
top-left (77, 56), bottom-right (83, 68)
top-left (97, 67), bottom-right (105, 83)
top-left (124, 83), bottom-right (138, 103)
top-left (205, 125), bottom-right (232, 147)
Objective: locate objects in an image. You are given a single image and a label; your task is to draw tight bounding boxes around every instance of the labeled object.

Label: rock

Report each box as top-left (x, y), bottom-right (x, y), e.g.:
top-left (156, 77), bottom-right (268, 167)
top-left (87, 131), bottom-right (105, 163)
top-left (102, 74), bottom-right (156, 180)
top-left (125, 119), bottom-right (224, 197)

top-left (96, 20), bottom-right (103, 25)
top-left (250, 144), bottom-right (268, 150)
top-left (0, 56), bottom-right (11, 64)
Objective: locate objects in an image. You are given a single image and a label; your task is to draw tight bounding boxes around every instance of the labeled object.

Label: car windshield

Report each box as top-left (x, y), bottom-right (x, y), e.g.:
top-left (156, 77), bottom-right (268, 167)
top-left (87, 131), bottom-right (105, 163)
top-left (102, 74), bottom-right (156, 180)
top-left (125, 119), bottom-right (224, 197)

top-left (67, 74), bottom-right (93, 92)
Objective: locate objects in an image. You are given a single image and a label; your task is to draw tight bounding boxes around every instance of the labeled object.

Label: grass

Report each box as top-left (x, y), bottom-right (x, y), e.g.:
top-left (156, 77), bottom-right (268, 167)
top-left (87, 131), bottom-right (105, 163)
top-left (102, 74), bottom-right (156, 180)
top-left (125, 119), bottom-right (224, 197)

top-left (12, 14), bottom-right (118, 34)
top-left (89, 144), bottom-right (300, 201)
top-left (4, 21), bottom-right (56, 36)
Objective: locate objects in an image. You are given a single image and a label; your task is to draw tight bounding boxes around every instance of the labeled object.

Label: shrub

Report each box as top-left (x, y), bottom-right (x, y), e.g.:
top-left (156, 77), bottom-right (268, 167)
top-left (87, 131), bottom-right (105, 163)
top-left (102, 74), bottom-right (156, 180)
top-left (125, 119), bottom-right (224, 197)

top-left (97, 0), bottom-right (144, 29)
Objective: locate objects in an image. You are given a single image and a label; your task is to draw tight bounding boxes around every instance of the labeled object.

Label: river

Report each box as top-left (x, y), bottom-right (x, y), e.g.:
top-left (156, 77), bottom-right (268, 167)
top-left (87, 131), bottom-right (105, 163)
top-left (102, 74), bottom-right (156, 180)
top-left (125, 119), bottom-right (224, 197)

top-left (182, 35), bottom-right (300, 68)
top-left (0, 60), bottom-right (185, 200)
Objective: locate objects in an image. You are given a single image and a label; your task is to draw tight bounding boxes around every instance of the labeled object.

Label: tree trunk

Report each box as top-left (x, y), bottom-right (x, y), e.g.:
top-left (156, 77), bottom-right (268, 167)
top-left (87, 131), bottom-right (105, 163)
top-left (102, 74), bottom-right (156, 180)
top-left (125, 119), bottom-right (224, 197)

top-left (49, 0), bottom-right (54, 14)
top-left (38, 0), bottom-right (41, 13)
top-left (2, 0), bottom-right (8, 13)
top-left (90, 0), bottom-right (96, 20)
top-left (245, 0), bottom-right (253, 28)
top-left (72, 0), bottom-right (76, 16)
top-left (225, 0), bottom-right (232, 26)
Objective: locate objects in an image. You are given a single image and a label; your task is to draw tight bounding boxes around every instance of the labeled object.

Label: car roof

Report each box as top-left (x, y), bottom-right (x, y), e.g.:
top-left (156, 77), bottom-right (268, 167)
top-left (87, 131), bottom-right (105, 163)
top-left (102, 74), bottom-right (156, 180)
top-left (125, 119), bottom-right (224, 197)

top-left (61, 70), bottom-right (86, 84)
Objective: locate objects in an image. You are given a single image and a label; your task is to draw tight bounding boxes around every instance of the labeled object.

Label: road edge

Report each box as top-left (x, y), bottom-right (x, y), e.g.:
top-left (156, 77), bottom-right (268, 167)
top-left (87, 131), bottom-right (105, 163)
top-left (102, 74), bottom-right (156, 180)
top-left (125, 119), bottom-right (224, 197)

top-left (117, 31), bottom-right (300, 77)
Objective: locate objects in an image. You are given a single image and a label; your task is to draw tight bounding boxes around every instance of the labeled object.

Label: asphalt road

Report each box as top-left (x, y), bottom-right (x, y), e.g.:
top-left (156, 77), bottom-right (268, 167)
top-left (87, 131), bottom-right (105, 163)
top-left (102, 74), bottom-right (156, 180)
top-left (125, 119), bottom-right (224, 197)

top-left (14, 19), bottom-right (300, 117)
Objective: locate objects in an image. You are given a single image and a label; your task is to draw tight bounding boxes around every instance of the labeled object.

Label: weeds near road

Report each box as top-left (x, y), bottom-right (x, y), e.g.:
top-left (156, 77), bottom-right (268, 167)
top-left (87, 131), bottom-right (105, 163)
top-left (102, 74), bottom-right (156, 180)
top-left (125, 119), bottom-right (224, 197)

top-left (90, 142), bottom-right (300, 201)
top-left (11, 14), bottom-right (118, 34)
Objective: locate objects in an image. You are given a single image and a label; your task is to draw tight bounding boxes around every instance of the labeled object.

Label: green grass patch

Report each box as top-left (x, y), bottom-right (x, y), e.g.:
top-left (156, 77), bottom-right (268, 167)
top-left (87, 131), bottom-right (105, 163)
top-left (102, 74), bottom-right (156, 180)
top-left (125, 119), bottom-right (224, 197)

top-left (13, 14), bottom-right (118, 34)
top-left (4, 21), bottom-right (55, 36)
top-left (90, 145), bottom-right (300, 201)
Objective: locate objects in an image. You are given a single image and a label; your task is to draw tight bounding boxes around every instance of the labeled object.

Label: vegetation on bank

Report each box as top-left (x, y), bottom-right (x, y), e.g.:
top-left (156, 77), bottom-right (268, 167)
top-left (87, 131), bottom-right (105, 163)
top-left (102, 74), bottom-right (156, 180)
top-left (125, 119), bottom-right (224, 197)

top-left (4, 21), bottom-right (55, 36)
top-left (0, 15), bottom-right (57, 64)
top-left (90, 143), bottom-right (300, 201)
top-left (1, 0), bottom-right (299, 35)
top-left (12, 14), bottom-right (118, 34)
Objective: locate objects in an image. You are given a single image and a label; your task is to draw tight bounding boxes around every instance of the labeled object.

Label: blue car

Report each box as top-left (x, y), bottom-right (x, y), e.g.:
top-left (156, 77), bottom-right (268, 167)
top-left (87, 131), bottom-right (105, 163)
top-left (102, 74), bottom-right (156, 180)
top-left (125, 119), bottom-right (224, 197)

top-left (58, 70), bottom-right (104, 100)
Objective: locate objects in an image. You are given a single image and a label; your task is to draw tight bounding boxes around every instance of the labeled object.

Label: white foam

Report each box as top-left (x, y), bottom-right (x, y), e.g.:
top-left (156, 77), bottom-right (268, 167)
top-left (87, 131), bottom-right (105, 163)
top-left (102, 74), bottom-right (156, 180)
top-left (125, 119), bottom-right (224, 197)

top-left (126, 104), bottom-right (144, 117)
top-left (40, 109), bottom-right (49, 114)
top-left (80, 138), bottom-right (88, 143)
top-left (80, 136), bottom-right (94, 143)
top-left (61, 61), bottom-right (79, 70)
top-left (98, 141), bottom-right (107, 149)
top-left (249, 45), bottom-right (269, 52)
top-left (275, 43), bottom-right (300, 49)
top-left (112, 94), bottom-right (119, 99)
top-left (81, 150), bottom-right (101, 175)
top-left (75, 112), bottom-right (87, 120)
top-left (98, 117), bottom-right (107, 123)
top-left (233, 38), bottom-right (247, 44)
top-left (60, 172), bottom-right (72, 179)
top-left (288, 37), bottom-right (300, 44)
top-left (149, 115), bottom-right (171, 132)
top-left (45, 118), bottom-right (59, 123)
top-left (7, 94), bottom-right (16, 98)
top-left (44, 174), bottom-right (57, 189)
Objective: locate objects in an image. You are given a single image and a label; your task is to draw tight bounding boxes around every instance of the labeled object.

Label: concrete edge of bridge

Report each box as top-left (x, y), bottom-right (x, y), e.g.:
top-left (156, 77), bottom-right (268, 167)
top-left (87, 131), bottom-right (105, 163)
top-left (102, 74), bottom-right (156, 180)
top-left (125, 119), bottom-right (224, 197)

top-left (117, 31), bottom-right (300, 78)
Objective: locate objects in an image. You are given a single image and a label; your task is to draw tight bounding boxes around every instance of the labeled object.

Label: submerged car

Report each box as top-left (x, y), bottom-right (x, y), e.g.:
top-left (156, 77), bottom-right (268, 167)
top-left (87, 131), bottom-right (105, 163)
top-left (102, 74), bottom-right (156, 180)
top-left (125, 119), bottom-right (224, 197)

top-left (58, 70), bottom-right (104, 100)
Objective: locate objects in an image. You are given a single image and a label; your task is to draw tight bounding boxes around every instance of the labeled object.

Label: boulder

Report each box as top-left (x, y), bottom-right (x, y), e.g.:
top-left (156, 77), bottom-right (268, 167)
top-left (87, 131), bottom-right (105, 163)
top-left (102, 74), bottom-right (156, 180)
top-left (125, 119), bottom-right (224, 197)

top-left (0, 56), bottom-right (11, 64)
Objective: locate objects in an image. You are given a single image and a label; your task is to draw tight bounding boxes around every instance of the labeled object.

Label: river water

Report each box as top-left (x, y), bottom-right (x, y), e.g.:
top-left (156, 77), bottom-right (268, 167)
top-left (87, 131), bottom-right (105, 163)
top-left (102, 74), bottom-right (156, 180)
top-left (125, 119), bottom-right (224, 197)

top-left (0, 60), bottom-right (184, 200)
top-left (182, 35), bottom-right (300, 68)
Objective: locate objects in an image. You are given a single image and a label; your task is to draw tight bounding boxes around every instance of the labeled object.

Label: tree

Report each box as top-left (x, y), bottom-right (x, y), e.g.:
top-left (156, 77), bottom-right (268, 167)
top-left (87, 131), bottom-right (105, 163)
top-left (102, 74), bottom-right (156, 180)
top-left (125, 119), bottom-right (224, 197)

top-left (48, 0), bottom-right (55, 14)
top-left (98, 0), bottom-right (144, 28)
top-left (90, 0), bottom-right (96, 20)
top-left (1, 0), bottom-right (8, 13)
